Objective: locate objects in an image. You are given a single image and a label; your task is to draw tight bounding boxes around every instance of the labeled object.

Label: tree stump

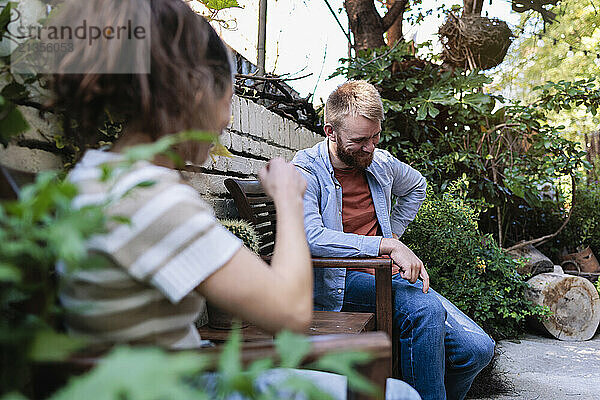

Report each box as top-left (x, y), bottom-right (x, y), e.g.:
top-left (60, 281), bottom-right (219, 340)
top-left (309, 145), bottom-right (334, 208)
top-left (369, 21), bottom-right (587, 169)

top-left (526, 272), bottom-right (600, 341)
top-left (508, 244), bottom-right (554, 276)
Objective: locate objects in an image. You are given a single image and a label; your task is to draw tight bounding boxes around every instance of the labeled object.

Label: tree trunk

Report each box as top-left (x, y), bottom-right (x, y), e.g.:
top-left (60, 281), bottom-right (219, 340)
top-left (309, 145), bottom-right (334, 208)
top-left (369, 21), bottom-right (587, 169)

top-left (344, 0), bottom-right (406, 51)
top-left (507, 244), bottom-right (554, 276)
top-left (526, 272), bottom-right (600, 341)
top-left (462, 0), bottom-right (484, 15)
top-left (384, 0), bottom-right (407, 46)
top-left (345, 0), bottom-right (385, 50)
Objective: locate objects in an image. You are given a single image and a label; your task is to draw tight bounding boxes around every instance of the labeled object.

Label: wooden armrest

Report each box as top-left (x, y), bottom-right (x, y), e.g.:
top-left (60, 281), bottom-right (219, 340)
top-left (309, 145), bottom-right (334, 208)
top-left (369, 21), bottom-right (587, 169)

top-left (260, 255), bottom-right (393, 269)
top-left (311, 256), bottom-right (392, 268)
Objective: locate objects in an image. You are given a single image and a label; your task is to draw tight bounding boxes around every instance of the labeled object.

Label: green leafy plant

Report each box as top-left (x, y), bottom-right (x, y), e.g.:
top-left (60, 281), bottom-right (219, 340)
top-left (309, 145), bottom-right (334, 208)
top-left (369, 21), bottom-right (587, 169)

top-left (555, 182), bottom-right (600, 255)
top-left (0, 170), bottom-right (104, 393)
top-left (402, 182), bottom-right (548, 339)
top-left (220, 219), bottom-right (260, 253)
top-left (39, 328), bottom-right (377, 400)
top-left (332, 43), bottom-right (591, 248)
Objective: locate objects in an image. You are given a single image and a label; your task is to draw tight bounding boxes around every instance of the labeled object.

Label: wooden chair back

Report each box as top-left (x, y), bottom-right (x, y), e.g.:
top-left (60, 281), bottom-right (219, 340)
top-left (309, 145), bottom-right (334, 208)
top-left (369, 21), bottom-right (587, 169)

top-left (1, 165), bottom-right (35, 200)
top-left (224, 178), bottom-right (277, 256)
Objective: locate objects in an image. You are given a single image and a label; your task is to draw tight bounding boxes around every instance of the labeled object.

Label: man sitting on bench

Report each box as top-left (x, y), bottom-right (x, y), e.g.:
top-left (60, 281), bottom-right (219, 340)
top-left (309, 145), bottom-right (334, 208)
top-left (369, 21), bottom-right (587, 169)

top-left (293, 80), bottom-right (495, 400)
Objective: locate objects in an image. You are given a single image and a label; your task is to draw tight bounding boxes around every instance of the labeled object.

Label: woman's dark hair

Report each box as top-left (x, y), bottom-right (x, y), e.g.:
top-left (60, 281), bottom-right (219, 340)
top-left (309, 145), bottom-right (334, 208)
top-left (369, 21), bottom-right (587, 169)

top-left (50, 0), bottom-right (234, 149)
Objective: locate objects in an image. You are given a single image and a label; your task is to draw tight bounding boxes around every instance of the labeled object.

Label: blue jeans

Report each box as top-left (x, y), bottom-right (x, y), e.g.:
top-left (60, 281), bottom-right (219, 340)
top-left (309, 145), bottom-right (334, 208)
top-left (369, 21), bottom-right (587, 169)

top-left (201, 370), bottom-right (422, 399)
top-left (342, 271), bottom-right (495, 400)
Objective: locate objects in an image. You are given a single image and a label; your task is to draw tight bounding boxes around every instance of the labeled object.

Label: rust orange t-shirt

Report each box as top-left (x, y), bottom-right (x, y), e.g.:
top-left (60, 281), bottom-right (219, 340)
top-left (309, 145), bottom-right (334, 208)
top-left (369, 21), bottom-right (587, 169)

top-left (333, 167), bottom-right (399, 275)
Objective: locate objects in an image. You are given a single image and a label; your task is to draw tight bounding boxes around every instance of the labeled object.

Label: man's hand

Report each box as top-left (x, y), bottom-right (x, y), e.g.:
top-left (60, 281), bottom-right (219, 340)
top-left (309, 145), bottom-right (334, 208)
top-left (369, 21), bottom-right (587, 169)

top-left (380, 237), bottom-right (430, 293)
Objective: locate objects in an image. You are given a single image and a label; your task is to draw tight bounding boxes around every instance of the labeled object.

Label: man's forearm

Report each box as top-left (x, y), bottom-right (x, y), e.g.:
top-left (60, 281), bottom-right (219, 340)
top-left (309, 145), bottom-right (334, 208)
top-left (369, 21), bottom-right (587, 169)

top-left (379, 237), bottom-right (397, 256)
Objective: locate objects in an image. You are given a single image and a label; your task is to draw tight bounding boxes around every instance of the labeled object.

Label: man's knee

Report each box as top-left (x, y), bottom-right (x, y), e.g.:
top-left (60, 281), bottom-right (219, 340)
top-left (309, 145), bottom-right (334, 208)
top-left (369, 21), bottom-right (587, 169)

top-left (465, 335), bottom-right (495, 372)
top-left (395, 292), bottom-right (446, 328)
top-left (476, 335), bottom-right (495, 369)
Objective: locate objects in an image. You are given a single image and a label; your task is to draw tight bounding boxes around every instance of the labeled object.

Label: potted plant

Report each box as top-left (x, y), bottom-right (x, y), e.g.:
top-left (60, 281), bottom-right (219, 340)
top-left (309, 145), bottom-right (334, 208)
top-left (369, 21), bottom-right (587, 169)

top-left (559, 219), bottom-right (600, 273)
top-left (204, 219), bottom-right (260, 329)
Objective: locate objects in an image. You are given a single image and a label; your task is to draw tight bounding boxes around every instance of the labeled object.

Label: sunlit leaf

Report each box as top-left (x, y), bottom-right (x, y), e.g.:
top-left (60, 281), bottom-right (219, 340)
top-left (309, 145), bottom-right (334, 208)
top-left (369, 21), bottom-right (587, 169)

top-left (29, 330), bottom-right (87, 362)
top-left (49, 346), bottom-right (208, 400)
top-left (309, 351), bottom-right (377, 396)
top-left (0, 262), bottom-right (21, 283)
top-left (274, 331), bottom-right (311, 369)
top-left (200, 0), bottom-right (241, 11)
top-left (210, 143), bottom-right (233, 158)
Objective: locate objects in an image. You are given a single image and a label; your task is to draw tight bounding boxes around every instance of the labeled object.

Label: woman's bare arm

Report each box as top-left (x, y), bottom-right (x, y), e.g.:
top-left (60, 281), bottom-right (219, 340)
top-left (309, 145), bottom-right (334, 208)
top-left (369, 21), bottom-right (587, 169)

top-left (197, 159), bottom-right (312, 333)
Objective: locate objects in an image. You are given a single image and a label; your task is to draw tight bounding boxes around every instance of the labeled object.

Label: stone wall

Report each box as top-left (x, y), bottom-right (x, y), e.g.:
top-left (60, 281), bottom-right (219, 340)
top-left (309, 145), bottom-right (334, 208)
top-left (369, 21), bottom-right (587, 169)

top-left (0, 95), bottom-right (323, 217)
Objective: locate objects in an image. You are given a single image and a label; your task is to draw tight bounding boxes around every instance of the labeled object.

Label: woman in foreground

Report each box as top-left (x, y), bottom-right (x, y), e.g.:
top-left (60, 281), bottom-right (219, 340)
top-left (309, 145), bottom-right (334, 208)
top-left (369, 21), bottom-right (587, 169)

top-left (53, 0), bottom-right (311, 350)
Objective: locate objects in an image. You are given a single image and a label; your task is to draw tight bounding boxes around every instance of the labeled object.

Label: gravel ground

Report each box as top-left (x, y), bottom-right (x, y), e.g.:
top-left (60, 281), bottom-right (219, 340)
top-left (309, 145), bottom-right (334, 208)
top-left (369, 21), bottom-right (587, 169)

top-left (475, 332), bottom-right (600, 400)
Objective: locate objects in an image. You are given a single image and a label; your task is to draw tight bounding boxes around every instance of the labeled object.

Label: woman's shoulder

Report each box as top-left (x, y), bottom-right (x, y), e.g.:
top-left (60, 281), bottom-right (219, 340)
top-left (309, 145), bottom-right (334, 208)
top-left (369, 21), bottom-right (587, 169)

top-left (70, 149), bottom-right (212, 214)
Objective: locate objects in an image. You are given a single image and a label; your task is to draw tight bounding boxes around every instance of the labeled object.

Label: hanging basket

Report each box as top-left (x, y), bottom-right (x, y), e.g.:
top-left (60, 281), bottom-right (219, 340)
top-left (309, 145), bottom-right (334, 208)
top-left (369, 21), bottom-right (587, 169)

top-left (438, 14), bottom-right (513, 70)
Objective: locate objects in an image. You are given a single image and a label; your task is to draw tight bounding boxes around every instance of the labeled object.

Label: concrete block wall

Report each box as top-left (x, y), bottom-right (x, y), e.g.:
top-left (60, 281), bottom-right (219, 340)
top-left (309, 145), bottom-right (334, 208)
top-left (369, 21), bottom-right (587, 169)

top-left (0, 95), bottom-right (323, 217)
top-left (184, 95), bottom-right (323, 217)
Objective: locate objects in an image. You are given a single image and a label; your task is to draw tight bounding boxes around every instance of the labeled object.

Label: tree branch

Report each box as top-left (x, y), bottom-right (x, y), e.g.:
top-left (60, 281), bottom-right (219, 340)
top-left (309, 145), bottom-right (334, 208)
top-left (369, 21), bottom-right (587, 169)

top-left (235, 73), bottom-right (313, 82)
top-left (505, 173), bottom-right (577, 252)
top-left (381, 0), bottom-right (408, 32)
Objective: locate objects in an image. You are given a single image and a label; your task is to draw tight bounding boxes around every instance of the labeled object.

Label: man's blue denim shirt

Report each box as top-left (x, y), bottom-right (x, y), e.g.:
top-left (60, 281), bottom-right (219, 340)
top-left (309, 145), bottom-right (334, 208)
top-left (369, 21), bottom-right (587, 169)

top-left (292, 139), bottom-right (427, 311)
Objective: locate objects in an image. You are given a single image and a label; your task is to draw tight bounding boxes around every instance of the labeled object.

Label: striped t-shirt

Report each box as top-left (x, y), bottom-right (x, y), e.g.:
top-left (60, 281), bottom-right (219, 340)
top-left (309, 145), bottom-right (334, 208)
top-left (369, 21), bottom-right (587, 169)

top-left (58, 149), bottom-right (242, 349)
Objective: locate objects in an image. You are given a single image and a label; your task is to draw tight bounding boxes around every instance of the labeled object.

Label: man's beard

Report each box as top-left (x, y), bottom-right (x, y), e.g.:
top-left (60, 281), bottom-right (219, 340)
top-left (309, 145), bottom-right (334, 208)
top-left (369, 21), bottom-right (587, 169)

top-left (336, 142), bottom-right (374, 170)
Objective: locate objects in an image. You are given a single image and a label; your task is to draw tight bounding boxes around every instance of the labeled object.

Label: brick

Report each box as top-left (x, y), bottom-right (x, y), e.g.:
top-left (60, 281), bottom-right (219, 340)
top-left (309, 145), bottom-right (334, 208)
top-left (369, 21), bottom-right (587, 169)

top-left (231, 95), bottom-right (240, 132)
top-left (229, 131), bottom-right (243, 152)
top-left (256, 105), bottom-right (267, 139)
top-left (180, 172), bottom-right (228, 196)
top-left (0, 145), bottom-right (62, 172)
top-left (239, 98), bottom-right (249, 133)
top-left (261, 141), bottom-right (272, 159)
top-left (220, 130), bottom-right (232, 148)
top-left (285, 149), bottom-right (296, 161)
top-left (278, 118), bottom-right (290, 148)
top-left (299, 128), bottom-right (311, 150)
top-left (247, 101), bottom-right (257, 137)
top-left (274, 113), bottom-right (283, 143)
top-left (290, 125), bottom-right (300, 149)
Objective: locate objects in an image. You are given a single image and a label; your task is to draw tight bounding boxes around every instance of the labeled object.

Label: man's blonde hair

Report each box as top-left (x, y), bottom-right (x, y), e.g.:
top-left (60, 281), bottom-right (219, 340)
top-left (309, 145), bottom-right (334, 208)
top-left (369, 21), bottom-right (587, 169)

top-left (324, 80), bottom-right (384, 131)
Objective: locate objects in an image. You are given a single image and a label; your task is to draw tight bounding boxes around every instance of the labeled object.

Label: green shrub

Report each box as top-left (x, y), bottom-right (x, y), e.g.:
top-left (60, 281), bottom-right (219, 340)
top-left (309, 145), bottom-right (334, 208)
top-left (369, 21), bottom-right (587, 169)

top-left (402, 183), bottom-right (547, 339)
top-left (220, 219), bottom-right (260, 253)
top-left (556, 182), bottom-right (600, 256)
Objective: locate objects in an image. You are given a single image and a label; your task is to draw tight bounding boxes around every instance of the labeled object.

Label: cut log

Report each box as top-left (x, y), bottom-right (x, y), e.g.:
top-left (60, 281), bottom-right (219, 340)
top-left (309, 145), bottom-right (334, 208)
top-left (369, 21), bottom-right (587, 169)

top-left (525, 272), bottom-right (600, 341)
top-left (508, 244), bottom-right (554, 276)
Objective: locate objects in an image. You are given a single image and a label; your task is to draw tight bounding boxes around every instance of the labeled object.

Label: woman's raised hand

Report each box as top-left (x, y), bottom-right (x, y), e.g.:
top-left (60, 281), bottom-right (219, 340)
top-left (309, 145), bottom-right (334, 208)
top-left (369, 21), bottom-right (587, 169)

top-left (258, 158), bottom-right (306, 204)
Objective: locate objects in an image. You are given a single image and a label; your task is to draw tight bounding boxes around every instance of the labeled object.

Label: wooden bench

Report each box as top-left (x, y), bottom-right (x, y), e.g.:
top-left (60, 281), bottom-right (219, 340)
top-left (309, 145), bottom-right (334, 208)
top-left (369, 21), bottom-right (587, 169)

top-left (32, 332), bottom-right (392, 400)
top-left (199, 310), bottom-right (375, 342)
top-left (224, 178), bottom-right (398, 375)
top-left (1, 164), bottom-right (393, 399)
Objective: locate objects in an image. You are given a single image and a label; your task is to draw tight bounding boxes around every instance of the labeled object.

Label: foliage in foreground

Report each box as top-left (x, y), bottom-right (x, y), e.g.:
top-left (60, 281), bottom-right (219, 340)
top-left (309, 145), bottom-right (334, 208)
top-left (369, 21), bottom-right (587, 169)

top-left (0, 134), bottom-right (376, 398)
top-left (402, 182), bottom-right (548, 339)
top-left (41, 329), bottom-right (375, 400)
